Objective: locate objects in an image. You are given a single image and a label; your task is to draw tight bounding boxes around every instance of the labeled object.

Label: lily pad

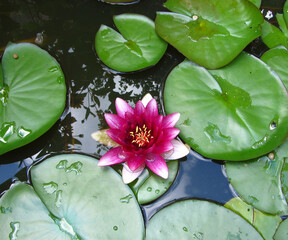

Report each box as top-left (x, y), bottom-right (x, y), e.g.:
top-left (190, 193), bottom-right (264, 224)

top-left (284, 0), bottom-right (288, 27)
top-left (249, 0), bottom-right (261, 8)
top-left (261, 46), bottom-right (288, 89)
top-left (274, 218), bottom-right (288, 240)
top-left (30, 154), bottom-right (145, 239)
top-left (0, 182), bottom-right (73, 239)
top-left (224, 197), bottom-right (282, 239)
top-left (0, 154), bottom-right (145, 239)
top-left (146, 199), bottom-right (263, 239)
top-left (131, 160), bottom-right (178, 204)
top-left (261, 14), bottom-right (288, 49)
top-left (95, 13), bottom-right (167, 72)
top-left (155, 0), bottom-right (263, 69)
top-left (164, 53), bottom-right (288, 160)
top-left (225, 138), bottom-right (288, 215)
top-left (0, 43), bottom-right (66, 155)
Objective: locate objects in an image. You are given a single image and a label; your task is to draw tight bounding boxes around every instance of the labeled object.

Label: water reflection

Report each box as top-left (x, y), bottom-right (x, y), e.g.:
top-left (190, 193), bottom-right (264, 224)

top-left (0, 0), bottom-right (286, 225)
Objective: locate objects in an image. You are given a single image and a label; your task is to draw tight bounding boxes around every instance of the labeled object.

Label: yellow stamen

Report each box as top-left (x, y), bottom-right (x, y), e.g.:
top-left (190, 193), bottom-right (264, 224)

top-left (130, 124), bottom-right (153, 148)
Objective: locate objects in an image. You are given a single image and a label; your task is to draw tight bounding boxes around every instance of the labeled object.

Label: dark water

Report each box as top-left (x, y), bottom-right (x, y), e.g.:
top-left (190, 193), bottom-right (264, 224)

top-left (0, 0), bottom-right (285, 222)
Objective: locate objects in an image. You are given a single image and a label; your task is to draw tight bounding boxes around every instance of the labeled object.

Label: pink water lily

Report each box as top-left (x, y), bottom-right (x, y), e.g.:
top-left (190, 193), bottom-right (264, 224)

top-left (98, 94), bottom-right (189, 184)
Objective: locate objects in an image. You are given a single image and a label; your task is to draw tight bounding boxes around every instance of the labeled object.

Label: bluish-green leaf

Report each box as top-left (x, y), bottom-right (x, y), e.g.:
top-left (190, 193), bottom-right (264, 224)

top-left (224, 197), bottom-right (282, 239)
top-left (146, 199), bottom-right (263, 239)
top-left (225, 139), bottom-right (288, 215)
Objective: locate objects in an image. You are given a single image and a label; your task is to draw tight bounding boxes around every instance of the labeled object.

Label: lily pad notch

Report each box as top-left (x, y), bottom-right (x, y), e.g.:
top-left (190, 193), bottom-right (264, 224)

top-left (95, 13), bottom-right (168, 72)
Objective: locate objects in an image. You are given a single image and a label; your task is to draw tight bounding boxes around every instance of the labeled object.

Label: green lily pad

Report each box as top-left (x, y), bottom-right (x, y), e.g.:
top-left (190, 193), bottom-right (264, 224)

top-left (0, 154), bottom-right (145, 239)
top-left (261, 13), bottom-right (288, 49)
top-left (274, 218), bottom-right (288, 240)
top-left (284, 0), bottom-right (288, 27)
top-left (0, 43), bottom-right (66, 155)
top-left (30, 154), bottom-right (145, 239)
top-left (0, 182), bottom-right (73, 239)
top-left (131, 160), bottom-right (178, 205)
top-left (164, 53), bottom-right (288, 160)
top-left (261, 20), bottom-right (288, 49)
top-left (249, 0), bottom-right (261, 8)
top-left (261, 46), bottom-right (288, 90)
top-left (155, 0), bottom-right (263, 69)
top-left (146, 199), bottom-right (263, 239)
top-left (225, 138), bottom-right (288, 215)
top-left (95, 13), bottom-right (167, 72)
top-left (224, 197), bottom-right (282, 239)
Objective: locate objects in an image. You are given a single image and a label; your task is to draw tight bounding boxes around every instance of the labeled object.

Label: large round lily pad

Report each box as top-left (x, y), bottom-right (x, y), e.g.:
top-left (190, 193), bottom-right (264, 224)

top-left (0, 154), bottom-right (145, 239)
top-left (0, 182), bottom-right (72, 239)
top-left (225, 138), bottom-right (288, 215)
top-left (30, 154), bottom-right (145, 239)
top-left (146, 199), bottom-right (263, 239)
top-left (95, 13), bottom-right (167, 72)
top-left (0, 43), bottom-right (66, 155)
top-left (261, 46), bottom-right (288, 90)
top-left (164, 53), bottom-right (288, 160)
top-left (155, 0), bottom-right (263, 69)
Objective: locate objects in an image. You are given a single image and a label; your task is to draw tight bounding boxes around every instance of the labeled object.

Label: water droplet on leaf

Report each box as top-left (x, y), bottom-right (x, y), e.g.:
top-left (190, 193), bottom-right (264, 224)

top-left (43, 182), bottom-right (58, 194)
top-left (0, 122), bottom-right (16, 143)
top-left (65, 161), bottom-right (83, 175)
top-left (9, 222), bottom-right (20, 240)
top-left (17, 127), bottom-right (32, 138)
top-left (56, 160), bottom-right (68, 170)
top-left (120, 194), bottom-right (133, 203)
top-left (55, 190), bottom-right (63, 208)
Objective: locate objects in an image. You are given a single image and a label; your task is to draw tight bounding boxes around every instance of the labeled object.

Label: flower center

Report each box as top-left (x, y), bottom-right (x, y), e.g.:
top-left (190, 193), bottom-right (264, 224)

top-left (130, 124), bottom-right (153, 148)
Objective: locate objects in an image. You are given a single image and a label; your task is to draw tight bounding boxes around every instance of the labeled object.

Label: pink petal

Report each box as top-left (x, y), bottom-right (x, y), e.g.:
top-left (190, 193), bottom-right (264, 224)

top-left (122, 163), bottom-right (145, 184)
top-left (98, 147), bottom-right (126, 166)
top-left (115, 98), bottom-right (134, 119)
top-left (106, 129), bottom-right (126, 145)
top-left (146, 98), bottom-right (158, 119)
top-left (151, 141), bottom-right (174, 154)
top-left (145, 154), bottom-right (168, 179)
top-left (162, 128), bottom-right (180, 141)
top-left (161, 139), bottom-right (190, 160)
top-left (126, 155), bottom-right (146, 171)
top-left (162, 113), bottom-right (180, 128)
top-left (141, 93), bottom-right (153, 107)
top-left (105, 113), bottom-right (126, 129)
top-left (134, 100), bottom-right (145, 116)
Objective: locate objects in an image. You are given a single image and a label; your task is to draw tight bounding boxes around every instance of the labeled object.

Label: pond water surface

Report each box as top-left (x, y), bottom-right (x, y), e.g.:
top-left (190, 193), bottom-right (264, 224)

top-left (0, 0), bottom-right (285, 223)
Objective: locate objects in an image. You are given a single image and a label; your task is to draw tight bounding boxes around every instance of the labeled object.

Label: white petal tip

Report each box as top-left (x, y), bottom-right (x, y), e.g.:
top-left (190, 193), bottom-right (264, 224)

top-left (122, 163), bottom-right (144, 184)
top-left (141, 93), bottom-right (153, 107)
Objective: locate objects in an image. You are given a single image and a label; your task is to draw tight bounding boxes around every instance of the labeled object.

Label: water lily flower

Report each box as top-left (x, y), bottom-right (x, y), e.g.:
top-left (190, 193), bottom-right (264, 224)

top-left (97, 94), bottom-right (189, 184)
